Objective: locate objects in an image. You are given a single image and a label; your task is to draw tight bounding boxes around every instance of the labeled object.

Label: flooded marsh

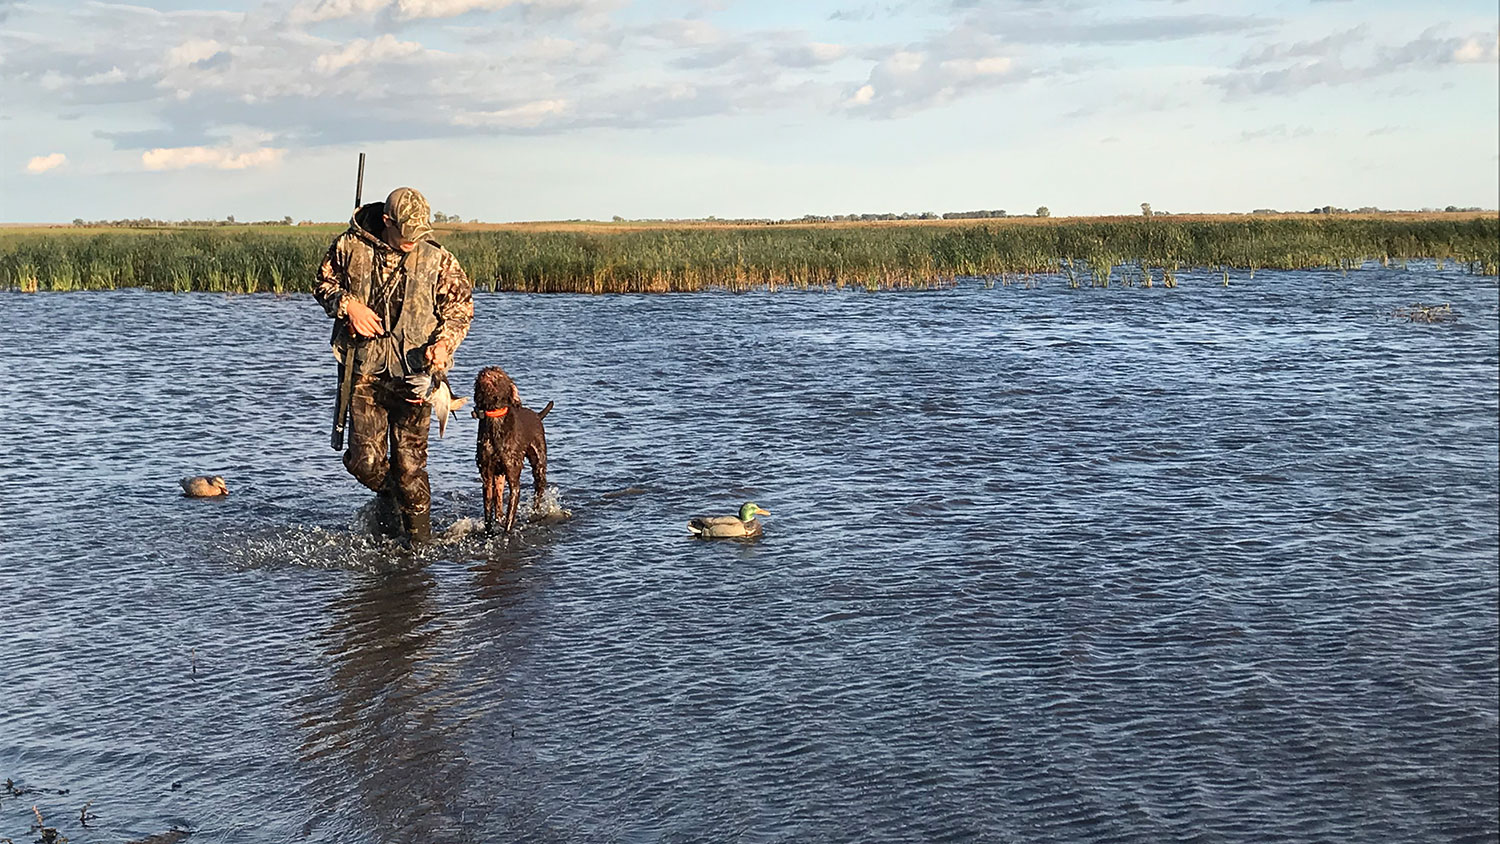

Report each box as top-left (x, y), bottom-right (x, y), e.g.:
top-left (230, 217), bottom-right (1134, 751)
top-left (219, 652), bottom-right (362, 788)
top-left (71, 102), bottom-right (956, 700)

top-left (1, 265), bottom-right (1496, 843)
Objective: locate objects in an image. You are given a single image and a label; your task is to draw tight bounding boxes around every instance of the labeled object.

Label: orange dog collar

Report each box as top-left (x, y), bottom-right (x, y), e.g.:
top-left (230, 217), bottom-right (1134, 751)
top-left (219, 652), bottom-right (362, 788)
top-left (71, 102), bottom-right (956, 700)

top-left (481, 407), bottom-right (509, 419)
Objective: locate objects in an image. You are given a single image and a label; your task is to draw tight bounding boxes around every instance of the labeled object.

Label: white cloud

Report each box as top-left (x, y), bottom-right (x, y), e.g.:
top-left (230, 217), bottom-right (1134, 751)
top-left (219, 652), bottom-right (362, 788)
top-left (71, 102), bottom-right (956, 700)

top-left (804, 42), bottom-right (846, 63)
top-left (1211, 59), bottom-right (1360, 97)
top-left (1214, 28), bottom-right (1500, 97)
top-left (290, 0), bottom-right (390, 24)
top-left (395, 0), bottom-right (520, 19)
top-left (939, 56), bottom-right (1011, 76)
top-left (22, 0), bottom-right (1477, 153)
top-left (518, 36), bottom-right (586, 61)
top-left (289, 0), bottom-right (594, 23)
top-left (452, 98), bottom-right (570, 127)
top-left (885, 50), bottom-right (924, 75)
top-left (767, 39), bottom-right (849, 69)
top-left (1377, 27), bottom-right (1500, 68)
top-left (141, 146), bottom-right (286, 170)
top-left (167, 39), bottom-right (225, 68)
top-left (844, 47), bottom-right (1018, 116)
top-left (0, 0), bottom-right (859, 144)
top-left (961, 8), bottom-right (1273, 46)
top-left (1235, 26), bottom-right (1367, 68)
top-left (314, 34), bottom-right (424, 73)
top-left (26, 153), bottom-right (66, 173)
top-left (1452, 35), bottom-right (1499, 64)
top-left (81, 67), bottom-right (127, 85)
top-left (640, 18), bottom-right (723, 47)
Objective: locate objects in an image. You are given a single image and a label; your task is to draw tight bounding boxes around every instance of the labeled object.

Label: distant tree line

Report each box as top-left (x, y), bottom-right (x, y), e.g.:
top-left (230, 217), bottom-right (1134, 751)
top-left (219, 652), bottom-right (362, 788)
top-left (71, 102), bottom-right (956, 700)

top-left (609, 208), bottom-right (1056, 225)
top-left (1249, 205), bottom-right (1488, 216)
top-left (941, 209), bottom-right (1009, 219)
top-left (69, 211), bottom-right (467, 228)
top-left (71, 215), bottom-right (298, 228)
top-left (65, 203), bottom-right (1486, 231)
top-left (799, 212), bottom-right (939, 223)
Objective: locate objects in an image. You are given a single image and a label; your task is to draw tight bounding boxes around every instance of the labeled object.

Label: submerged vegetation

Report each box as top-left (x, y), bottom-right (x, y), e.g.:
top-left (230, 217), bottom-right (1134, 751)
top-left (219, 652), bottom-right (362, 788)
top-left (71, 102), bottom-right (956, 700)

top-left (1, 215), bottom-right (1495, 293)
top-left (1393, 303), bottom-right (1458, 323)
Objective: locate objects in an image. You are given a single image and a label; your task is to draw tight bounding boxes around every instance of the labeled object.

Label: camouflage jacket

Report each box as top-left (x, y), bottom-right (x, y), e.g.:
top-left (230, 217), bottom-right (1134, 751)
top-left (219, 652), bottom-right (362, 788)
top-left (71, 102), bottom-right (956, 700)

top-left (314, 202), bottom-right (473, 377)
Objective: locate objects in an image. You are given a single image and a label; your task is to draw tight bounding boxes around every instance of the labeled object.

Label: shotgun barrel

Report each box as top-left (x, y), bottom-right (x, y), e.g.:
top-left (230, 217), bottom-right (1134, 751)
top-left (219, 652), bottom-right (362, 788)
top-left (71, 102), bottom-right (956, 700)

top-left (331, 152), bottom-right (365, 450)
top-left (354, 152), bottom-right (365, 207)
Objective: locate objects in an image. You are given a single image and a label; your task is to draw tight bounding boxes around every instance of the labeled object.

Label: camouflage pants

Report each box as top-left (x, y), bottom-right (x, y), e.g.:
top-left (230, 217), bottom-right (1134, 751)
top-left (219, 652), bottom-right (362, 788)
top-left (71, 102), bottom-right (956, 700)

top-left (343, 374), bottom-right (430, 516)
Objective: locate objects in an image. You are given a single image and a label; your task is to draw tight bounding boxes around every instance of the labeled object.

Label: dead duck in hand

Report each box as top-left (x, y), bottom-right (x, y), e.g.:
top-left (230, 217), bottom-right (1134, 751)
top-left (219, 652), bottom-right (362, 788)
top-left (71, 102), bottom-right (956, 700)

top-left (688, 502), bottom-right (769, 538)
top-left (180, 476), bottom-right (228, 497)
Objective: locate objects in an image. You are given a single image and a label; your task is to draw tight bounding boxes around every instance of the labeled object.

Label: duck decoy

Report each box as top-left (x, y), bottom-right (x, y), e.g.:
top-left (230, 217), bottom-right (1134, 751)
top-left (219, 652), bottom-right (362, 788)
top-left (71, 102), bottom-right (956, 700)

top-left (180, 476), bottom-right (228, 497)
top-left (687, 501), bottom-right (769, 538)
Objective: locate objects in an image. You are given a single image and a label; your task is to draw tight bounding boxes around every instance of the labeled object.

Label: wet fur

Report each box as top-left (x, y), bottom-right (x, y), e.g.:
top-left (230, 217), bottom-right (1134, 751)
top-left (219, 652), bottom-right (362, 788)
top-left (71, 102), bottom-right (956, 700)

top-left (473, 366), bottom-right (553, 532)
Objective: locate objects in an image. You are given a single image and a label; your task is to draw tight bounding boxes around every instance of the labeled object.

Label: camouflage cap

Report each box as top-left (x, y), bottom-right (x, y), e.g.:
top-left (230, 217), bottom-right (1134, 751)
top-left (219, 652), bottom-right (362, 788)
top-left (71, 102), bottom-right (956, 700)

top-left (384, 187), bottom-right (434, 244)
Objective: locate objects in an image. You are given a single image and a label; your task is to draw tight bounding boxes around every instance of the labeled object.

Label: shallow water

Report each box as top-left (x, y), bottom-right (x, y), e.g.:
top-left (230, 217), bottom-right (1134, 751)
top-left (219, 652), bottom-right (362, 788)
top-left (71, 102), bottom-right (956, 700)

top-left (1, 267), bottom-right (1496, 843)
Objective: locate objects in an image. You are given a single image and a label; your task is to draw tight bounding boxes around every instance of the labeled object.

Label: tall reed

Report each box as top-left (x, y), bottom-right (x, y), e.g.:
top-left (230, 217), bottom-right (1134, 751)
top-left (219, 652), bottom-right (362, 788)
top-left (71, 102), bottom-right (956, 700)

top-left (1, 216), bottom-right (1495, 293)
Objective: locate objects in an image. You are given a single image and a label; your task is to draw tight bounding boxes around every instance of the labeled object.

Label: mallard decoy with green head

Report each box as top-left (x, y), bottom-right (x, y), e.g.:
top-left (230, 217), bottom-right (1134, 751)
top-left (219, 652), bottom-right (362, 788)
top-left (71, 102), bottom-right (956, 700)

top-left (688, 502), bottom-right (769, 538)
top-left (181, 475), bottom-right (228, 497)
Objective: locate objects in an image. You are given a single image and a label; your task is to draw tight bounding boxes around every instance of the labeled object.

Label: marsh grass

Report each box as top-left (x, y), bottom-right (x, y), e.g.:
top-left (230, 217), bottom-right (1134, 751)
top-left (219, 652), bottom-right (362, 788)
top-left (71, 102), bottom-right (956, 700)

top-left (2, 216), bottom-right (1495, 293)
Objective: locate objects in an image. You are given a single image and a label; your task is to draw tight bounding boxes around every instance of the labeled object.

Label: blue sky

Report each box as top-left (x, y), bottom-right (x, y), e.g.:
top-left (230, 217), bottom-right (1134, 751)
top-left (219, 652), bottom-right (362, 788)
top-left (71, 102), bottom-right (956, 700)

top-left (2, 0), bottom-right (1496, 222)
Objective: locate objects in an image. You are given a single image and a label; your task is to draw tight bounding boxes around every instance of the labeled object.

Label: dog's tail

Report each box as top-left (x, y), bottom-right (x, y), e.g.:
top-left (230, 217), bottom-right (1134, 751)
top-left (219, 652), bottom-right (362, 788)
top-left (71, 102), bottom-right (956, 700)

top-left (538, 400), bottom-right (554, 420)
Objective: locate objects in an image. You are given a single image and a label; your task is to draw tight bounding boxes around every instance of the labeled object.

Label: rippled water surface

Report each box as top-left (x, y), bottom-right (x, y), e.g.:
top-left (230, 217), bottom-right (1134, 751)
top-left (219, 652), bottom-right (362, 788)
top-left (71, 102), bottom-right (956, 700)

top-left (2, 267), bottom-right (1497, 843)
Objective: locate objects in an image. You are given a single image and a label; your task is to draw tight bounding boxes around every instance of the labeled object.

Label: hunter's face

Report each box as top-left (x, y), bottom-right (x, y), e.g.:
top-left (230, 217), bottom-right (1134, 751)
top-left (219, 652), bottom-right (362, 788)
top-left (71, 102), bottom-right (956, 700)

top-left (383, 217), bottom-right (418, 252)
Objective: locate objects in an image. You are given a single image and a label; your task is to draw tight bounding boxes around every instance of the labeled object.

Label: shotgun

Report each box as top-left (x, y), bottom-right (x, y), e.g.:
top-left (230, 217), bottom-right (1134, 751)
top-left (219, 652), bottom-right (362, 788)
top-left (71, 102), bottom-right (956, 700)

top-left (331, 152), bottom-right (365, 451)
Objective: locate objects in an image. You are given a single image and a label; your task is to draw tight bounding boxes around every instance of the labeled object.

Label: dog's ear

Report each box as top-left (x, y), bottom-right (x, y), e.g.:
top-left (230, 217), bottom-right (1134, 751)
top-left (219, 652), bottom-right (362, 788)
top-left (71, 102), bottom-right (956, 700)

top-left (509, 382), bottom-right (521, 405)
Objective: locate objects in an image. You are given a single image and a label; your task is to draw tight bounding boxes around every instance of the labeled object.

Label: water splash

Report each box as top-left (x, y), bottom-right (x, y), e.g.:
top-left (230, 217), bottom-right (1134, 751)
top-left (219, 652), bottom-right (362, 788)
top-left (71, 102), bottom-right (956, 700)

top-left (528, 484), bottom-right (571, 524)
top-left (439, 516), bottom-right (487, 543)
top-left (223, 524), bottom-right (417, 573)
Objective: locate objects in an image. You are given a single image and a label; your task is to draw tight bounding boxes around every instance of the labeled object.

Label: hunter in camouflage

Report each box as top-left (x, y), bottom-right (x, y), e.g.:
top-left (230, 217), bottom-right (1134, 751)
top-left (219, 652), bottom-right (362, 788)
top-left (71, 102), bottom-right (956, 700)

top-left (314, 186), bottom-right (474, 542)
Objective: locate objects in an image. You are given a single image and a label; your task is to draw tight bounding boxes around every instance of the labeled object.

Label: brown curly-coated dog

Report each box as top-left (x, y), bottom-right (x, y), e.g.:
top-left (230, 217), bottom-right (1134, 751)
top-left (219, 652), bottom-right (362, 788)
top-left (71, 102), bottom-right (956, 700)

top-left (473, 366), bottom-right (553, 532)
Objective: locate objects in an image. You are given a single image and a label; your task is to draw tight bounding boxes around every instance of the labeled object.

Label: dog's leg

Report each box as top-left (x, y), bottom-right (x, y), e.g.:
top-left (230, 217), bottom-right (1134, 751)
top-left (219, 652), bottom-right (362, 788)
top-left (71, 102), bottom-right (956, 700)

top-left (504, 462), bottom-right (523, 532)
top-left (499, 474), bottom-right (511, 532)
top-left (484, 472), bottom-right (502, 531)
top-left (528, 440), bottom-right (548, 515)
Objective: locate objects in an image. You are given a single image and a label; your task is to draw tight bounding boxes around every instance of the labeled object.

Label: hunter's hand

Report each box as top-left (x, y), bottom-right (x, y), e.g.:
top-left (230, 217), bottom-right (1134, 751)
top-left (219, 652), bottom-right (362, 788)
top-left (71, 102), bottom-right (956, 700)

top-left (425, 340), bottom-right (453, 371)
top-left (345, 298), bottom-right (384, 337)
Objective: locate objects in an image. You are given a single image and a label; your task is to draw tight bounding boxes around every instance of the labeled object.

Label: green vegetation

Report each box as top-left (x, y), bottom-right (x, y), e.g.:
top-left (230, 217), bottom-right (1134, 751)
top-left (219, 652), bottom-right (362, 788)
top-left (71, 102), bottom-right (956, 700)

top-left (1, 215), bottom-right (1495, 293)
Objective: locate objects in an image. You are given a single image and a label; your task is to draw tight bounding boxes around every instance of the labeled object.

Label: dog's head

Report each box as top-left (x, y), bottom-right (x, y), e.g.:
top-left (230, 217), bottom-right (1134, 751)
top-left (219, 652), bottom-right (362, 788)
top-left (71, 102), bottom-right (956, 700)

top-left (473, 365), bottom-right (521, 411)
